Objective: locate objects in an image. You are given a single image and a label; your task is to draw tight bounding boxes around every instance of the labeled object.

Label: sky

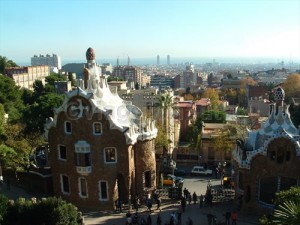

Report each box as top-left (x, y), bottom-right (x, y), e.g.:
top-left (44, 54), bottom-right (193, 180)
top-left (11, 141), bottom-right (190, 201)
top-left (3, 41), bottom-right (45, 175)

top-left (0, 0), bottom-right (300, 65)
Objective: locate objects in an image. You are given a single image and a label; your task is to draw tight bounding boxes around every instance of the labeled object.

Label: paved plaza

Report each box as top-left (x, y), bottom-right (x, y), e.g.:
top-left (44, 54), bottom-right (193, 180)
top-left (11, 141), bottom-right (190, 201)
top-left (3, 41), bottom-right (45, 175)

top-left (81, 199), bottom-right (260, 225)
top-left (0, 183), bottom-right (260, 225)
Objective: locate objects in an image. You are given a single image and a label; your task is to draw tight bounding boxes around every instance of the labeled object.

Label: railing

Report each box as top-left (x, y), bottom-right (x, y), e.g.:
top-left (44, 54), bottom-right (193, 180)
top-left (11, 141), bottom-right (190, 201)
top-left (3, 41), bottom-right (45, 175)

top-left (211, 188), bottom-right (235, 202)
top-left (76, 166), bottom-right (92, 174)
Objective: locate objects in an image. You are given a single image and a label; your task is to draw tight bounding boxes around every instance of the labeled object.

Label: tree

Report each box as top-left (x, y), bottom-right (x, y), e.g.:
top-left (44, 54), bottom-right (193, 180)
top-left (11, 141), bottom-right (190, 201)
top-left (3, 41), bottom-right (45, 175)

top-left (0, 75), bottom-right (24, 121)
top-left (2, 196), bottom-right (82, 225)
top-left (1, 123), bottom-right (31, 170)
top-left (200, 110), bottom-right (226, 123)
top-left (45, 73), bottom-right (66, 86)
top-left (0, 144), bottom-right (17, 170)
top-left (222, 88), bottom-right (237, 105)
top-left (283, 73), bottom-right (300, 103)
top-left (236, 107), bottom-right (247, 115)
top-left (201, 88), bottom-right (220, 110)
top-left (240, 77), bottom-right (257, 88)
top-left (260, 187), bottom-right (300, 225)
top-left (273, 200), bottom-right (300, 225)
top-left (183, 93), bottom-right (194, 100)
top-left (22, 92), bottom-right (64, 133)
top-left (289, 103), bottom-right (300, 128)
top-left (0, 104), bottom-right (5, 136)
top-left (212, 126), bottom-right (236, 154)
top-left (155, 123), bottom-right (168, 151)
top-left (0, 56), bottom-right (18, 74)
top-left (33, 80), bottom-right (45, 99)
top-left (157, 93), bottom-right (174, 153)
top-left (0, 195), bottom-right (9, 223)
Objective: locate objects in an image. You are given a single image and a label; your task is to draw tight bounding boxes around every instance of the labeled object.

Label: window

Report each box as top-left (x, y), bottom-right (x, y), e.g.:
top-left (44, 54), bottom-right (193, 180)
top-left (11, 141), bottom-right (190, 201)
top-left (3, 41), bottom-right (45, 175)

top-left (93, 122), bottom-right (102, 135)
top-left (79, 177), bottom-right (88, 198)
top-left (286, 151), bottom-right (291, 161)
top-left (269, 151), bottom-right (276, 160)
top-left (58, 145), bottom-right (67, 160)
top-left (208, 147), bottom-right (215, 160)
top-left (259, 177), bottom-right (278, 204)
top-left (65, 121), bottom-right (72, 133)
top-left (75, 153), bottom-right (91, 167)
top-left (267, 138), bottom-right (295, 164)
top-left (60, 174), bottom-right (70, 194)
top-left (144, 171), bottom-right (151, 188)
top-left (99, 180), bottom-right (108, 200)
top-left (104, 147), bottom-right (117, 163)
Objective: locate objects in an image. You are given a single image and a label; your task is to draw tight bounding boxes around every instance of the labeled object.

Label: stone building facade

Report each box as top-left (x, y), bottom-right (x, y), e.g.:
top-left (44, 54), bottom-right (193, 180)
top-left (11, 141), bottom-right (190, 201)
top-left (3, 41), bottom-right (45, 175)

top-left (232, 87), bottom-right (300, 212)
top-left (4, 65), bottom-right (50, 90)
top-left (45, 48), bottom-right (157, 210)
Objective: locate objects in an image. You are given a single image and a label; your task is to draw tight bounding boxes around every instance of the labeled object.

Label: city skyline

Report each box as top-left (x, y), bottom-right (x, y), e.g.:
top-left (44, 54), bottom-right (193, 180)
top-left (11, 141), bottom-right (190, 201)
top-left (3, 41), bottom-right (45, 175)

top-left (0, 0), bottom-right (300, 65)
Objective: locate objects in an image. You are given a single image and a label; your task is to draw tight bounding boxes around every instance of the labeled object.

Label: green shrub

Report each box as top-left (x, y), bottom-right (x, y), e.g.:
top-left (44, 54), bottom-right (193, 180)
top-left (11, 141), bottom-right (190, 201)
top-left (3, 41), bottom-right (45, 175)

top-left (1, 196), bottom-right (82, 225)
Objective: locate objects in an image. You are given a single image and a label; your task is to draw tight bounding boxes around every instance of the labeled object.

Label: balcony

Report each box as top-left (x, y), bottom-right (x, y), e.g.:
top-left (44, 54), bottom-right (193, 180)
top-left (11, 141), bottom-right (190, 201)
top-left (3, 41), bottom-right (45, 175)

top-left (76, 166), bottom-right (92, 174)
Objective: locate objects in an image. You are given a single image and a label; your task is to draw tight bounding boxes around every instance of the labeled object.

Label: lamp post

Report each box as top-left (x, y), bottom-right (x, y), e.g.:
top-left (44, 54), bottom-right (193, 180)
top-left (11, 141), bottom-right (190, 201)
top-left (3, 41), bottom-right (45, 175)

top-left (218, 162), bottom-right (226, 185)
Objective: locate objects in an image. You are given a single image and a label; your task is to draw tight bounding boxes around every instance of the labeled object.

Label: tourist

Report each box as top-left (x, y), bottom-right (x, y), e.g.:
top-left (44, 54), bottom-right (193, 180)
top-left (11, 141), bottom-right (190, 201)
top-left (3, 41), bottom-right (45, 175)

top-left (156, 214), bottom-right (162, 225)
top-left (147, 214), bottom-right (152, 225)
top-left (156, 196), bottom-right (161, 211)
top-left (192, 192), bottom-right (197, 204)
top-left (199, 194), bottom-right (204, 208)
top-left (231, 211), bottom-right (237, 225)
top-left (224, 211), bottom-right (231, 225)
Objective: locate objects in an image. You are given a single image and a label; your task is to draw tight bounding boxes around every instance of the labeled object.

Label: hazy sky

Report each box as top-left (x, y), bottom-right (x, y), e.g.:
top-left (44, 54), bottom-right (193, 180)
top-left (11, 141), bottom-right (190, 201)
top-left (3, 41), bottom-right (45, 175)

top-left (0, 0), bottom-right (299, 64)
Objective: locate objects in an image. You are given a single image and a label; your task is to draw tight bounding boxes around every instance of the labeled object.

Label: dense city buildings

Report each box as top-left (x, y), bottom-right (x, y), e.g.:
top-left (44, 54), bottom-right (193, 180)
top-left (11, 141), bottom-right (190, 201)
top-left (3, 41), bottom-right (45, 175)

top-left (167, 54), bottom-right (170, 65)
top-left (150, 74), bottom-right (174, 90)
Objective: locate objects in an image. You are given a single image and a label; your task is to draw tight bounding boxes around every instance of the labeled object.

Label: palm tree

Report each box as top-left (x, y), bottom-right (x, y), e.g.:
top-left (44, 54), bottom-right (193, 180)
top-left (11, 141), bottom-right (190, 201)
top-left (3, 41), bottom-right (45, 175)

top-left (273, 200), bottom-right (300, 225)
top-left (158, 92), bottom-right (174, 142)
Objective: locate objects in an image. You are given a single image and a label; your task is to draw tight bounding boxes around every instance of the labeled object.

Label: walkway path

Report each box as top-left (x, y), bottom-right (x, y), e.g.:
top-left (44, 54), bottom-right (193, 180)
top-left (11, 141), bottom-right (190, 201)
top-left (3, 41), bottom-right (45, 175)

top-left (0, 184), bottom-right (260, 225)
top-left (81, 200), bottom-right (260, 225)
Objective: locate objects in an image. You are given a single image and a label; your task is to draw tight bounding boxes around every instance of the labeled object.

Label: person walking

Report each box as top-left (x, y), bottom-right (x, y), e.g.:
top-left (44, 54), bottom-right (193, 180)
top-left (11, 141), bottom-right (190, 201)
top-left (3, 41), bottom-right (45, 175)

top-left (177, 209), bottom-right (182, 225)
top-left (186, 217), bottom-right (193, 225)
top-left (224, 211), bottom-right (231, 225)
top-left (147, 199), bottom-right (153, 213)
top-left (181, 197), bottom-right (186, 212)
top-left (147, 214), bottom-right (152, 225)
top-left (188, 193), bottom-right (192, 205)
top-left (192, 192), bottom-right (197, 204)
top-left (156, 196), bottom-right (161, 211)
top-left (156, 213), bottom-right (162, 225)
top-left (199, 194), bottom-right (204, 208)
top-left (206, 213), bottom-right (215, 225)
top-left (231, 211), bottom-right (237, 225)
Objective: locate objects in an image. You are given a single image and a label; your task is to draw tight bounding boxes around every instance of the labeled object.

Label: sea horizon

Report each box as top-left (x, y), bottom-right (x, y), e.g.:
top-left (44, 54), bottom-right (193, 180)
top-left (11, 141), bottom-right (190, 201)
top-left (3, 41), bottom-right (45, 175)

top-left (16, 56), bottom-right (300, 67)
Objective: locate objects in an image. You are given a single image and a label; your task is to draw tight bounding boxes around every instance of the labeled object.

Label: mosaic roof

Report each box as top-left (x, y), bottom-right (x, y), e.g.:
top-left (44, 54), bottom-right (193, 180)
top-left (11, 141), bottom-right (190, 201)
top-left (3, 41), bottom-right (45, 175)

top-left (45, 48), bottom-right (157, 144)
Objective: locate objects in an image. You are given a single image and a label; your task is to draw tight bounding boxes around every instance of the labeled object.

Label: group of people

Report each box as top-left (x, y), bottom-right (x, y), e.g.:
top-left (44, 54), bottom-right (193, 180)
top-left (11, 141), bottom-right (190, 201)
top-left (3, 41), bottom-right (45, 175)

top-left (205, 210), bottom-right (238, 225)
top-left (125, 210), bottom-right (194, 225)
top-left (118, 186), bottom-right (239, 225)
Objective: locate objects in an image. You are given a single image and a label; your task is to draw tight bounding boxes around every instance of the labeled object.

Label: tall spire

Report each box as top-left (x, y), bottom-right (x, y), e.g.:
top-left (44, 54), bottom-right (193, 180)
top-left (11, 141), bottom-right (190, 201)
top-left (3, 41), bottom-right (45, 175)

top-left (274, 86), bottom-right (285, 113)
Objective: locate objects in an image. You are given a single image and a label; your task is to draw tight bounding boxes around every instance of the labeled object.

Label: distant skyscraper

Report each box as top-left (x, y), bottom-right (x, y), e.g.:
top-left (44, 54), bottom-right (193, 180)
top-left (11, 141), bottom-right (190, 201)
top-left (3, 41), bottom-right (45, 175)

top-left (167, 55), bottom-right (170, 65)
top-left (157, 55), bottom-right (160, 66)
top-left (31, 54), bottom-right (61, 69)
top-left (117, 58), bottom-right (119, 66)
top-left (127, 56), bottom-right (130, 66)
